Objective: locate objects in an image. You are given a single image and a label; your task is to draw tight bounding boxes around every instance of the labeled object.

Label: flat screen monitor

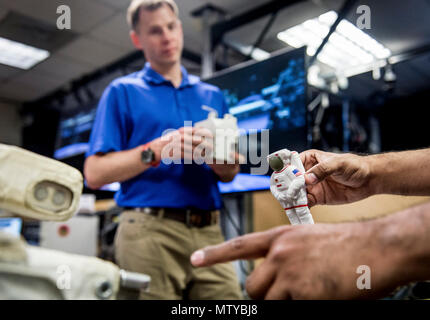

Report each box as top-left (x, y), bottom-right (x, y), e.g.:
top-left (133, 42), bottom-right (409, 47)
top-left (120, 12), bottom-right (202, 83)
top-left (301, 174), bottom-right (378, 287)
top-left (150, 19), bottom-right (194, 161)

top-left (205, 47), bottom-right (309, 193)
top-left (54, 105), bottom-right (96, 160)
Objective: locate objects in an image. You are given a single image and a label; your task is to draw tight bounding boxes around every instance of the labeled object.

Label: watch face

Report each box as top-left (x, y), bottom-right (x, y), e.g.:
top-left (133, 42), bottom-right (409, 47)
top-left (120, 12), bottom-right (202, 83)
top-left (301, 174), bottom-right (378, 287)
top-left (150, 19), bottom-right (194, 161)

top-left (141, 149), bottom-right (154, 163)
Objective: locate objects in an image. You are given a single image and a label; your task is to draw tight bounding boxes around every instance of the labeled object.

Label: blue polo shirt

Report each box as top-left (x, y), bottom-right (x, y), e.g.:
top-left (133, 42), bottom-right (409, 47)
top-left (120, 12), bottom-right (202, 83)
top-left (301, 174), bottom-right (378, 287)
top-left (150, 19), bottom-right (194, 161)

top-left (86, 63), bottom-right (228, 210)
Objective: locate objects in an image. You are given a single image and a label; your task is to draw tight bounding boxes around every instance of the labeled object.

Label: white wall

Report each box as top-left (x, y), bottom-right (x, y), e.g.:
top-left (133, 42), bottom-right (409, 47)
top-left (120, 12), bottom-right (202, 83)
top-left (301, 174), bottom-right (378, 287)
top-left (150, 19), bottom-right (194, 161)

top-left (0, 103), bottom-right (22, 146)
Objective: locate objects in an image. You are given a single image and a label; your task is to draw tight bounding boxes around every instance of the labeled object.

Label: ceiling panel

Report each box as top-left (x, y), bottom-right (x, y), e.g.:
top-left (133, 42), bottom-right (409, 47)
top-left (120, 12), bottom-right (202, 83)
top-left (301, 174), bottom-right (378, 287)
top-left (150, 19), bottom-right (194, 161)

top-left (0, 70), bottom-right (65, 101)
top-left (56, 35), bottom-right (130, 69)
top-left (0, 64), bottom-right (24, 82)
top-left (0, 5), bottom-right (8, 21)
top-left (93, 0), bottom-right (131, 10)
top-left (200, 0), bottom-right (270, 15)
top-left (30, 53), bottom-right (93, 82)
top-left (89, 11), bottom-right (135, 51)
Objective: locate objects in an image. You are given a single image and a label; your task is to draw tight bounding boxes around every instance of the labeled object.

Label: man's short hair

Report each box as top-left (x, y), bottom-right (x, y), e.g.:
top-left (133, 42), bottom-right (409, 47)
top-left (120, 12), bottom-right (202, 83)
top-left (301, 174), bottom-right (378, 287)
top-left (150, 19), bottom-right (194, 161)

top-left (127, 0), bottom-right (179, 31)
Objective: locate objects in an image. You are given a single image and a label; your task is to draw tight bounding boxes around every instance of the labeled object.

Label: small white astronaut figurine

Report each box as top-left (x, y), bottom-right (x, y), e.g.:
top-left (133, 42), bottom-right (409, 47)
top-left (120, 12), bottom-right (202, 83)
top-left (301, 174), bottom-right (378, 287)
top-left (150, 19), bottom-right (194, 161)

top-left (267, 149), bottom-right (314, 225)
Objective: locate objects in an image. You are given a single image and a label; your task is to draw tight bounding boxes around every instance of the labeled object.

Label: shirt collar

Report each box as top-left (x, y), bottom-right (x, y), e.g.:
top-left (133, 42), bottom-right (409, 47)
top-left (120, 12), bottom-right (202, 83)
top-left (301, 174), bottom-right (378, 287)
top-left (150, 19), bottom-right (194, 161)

top-left (140, 62), bottom-right (198, 88)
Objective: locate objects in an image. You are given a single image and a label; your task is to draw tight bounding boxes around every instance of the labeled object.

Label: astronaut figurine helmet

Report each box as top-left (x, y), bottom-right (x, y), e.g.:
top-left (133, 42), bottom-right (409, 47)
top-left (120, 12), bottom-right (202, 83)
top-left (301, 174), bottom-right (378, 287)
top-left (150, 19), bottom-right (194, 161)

top-left (269, 155), bottom-right (284, 172)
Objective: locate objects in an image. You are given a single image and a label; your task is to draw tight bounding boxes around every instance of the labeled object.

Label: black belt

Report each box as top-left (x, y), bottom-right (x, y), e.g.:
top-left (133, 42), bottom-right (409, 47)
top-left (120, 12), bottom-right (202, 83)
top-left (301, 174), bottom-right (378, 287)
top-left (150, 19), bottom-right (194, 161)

top-left (123, 207), bottom-right (219, 228)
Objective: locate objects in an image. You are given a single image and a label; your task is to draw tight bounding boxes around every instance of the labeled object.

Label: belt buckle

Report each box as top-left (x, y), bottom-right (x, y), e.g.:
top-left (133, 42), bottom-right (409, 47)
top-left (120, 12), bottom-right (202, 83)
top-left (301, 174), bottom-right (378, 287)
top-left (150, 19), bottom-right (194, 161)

top-left (186, 209), bottom-right (203, 228)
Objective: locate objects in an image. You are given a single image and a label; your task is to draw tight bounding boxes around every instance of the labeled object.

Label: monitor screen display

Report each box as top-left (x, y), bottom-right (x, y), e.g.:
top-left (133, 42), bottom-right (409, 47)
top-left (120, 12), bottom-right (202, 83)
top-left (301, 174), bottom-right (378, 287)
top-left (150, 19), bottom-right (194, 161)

top-left (205, 47), bottom-right (309, 193)
top-left (54, 106), bottom-right (96, 160)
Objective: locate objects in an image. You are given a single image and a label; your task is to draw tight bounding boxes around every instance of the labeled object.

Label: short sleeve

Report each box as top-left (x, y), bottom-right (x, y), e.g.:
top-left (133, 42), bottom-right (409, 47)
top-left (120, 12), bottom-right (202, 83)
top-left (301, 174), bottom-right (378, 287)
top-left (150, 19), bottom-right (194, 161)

top-left (86, 84), bottom-right (129, 157)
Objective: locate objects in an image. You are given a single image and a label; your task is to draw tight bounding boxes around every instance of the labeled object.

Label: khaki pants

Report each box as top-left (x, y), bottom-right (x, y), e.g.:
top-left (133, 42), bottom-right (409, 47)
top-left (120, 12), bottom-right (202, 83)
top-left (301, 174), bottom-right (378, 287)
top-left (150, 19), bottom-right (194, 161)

top-left (114, 210), bottom-right (243, 300)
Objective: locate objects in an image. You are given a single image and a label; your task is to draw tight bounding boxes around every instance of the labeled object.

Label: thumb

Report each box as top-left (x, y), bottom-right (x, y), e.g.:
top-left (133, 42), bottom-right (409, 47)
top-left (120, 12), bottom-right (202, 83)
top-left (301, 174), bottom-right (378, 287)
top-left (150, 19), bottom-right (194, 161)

top-left (305, 157), bottom-right (341, 185)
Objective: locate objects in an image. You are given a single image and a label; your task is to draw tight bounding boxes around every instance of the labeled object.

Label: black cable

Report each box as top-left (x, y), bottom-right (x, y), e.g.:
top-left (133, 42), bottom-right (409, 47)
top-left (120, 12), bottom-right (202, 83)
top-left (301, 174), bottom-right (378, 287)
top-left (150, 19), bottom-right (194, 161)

top-left (222, 204), bottom-right (241, 233)
top-left (244, 11), bottom-right (278, 62)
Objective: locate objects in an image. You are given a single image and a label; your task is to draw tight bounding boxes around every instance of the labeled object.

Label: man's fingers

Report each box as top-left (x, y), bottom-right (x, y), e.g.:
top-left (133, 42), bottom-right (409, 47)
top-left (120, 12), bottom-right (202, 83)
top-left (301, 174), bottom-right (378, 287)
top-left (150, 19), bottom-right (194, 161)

top-left (193, 127), bottom-right (214, 139)
top-left (196, 140), bottom-right (213, 152)
top-left (190, 226), bottom-right (291, 267)
top-left (300, 149), bottom-right (334, 172)
top-left (264, 278), bottom-right (291, 300)
top-left (299, 150), bottom-right (318, 170)
top-left (183, 135), bottom-right (214, 152)
top-left (234, 152), bottom-right (246, 164)
top-left (304, 172), bottom-right (319, 185)
top-left (305, 156), bottom-right (341, 185)
top-left (245, 261), bottom-right (277, 300)
top-left (306, 191), bottom-right (317, 207)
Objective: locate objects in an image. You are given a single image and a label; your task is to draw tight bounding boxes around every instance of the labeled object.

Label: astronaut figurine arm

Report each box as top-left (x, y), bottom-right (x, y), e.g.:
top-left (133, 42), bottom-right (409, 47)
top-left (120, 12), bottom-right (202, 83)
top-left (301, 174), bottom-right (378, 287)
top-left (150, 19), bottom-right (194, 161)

top-left (291, 151), bottom-right (306, 173)
top-left (286, 174), bottom-right (305, 200)
top-left (277, 149), bottom-right (292, 163)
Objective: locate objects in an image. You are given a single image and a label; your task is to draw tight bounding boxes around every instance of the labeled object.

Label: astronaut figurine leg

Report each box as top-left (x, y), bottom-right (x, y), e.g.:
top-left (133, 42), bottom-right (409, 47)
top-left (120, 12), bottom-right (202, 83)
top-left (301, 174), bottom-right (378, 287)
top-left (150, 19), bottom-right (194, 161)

top-left (280, 200), bottom-right (301, 225)
top-left (292, 190), bottom-right (314, 224)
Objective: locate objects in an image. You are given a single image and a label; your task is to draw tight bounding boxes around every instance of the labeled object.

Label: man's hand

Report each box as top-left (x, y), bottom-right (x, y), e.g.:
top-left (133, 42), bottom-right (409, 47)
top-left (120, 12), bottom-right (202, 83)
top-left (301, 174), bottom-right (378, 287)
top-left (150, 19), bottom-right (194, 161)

top-left (300, 150), bottom-right (373, 207)
top-left (150, 127), bottom-right (214, 163)
top-left (190, 220), bottom-right (412, 300)
top-left (208, 152), bottom-right (244, 182)
top-left (150, 128), bottom-right (241, 182)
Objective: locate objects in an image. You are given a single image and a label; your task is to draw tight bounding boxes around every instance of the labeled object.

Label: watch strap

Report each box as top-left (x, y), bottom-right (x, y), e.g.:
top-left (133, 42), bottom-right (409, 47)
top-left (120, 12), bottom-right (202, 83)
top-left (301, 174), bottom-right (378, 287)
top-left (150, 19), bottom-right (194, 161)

top-left (141, 143), bottom-right (160, 167)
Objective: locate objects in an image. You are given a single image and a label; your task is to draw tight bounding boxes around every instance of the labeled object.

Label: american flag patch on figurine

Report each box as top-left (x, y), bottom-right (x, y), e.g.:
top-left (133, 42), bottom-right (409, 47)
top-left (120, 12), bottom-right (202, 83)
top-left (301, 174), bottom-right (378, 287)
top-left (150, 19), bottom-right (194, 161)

top-left (293, 169), bottom-right (302, 176)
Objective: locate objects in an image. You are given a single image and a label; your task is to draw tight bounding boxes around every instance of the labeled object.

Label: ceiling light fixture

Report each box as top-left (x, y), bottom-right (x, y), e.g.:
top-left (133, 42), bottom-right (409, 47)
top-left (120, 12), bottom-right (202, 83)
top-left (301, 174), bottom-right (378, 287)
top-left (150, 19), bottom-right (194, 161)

top-left (0, 36), bottom-right (50, 70)
top-left (277, 11), bottom-right (391, 76)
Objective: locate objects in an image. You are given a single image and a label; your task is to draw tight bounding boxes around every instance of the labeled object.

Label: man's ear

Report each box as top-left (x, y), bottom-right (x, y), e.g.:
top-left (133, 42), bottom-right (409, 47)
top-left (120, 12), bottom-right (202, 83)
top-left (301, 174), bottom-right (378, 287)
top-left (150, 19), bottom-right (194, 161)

top-left (130, 30), bottom-right (143, 50)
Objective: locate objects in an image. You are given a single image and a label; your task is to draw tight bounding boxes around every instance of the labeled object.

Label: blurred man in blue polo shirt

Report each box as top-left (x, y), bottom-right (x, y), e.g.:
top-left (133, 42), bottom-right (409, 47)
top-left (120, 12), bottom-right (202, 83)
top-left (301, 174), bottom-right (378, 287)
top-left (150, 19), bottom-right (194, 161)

top-left (84, 0), bottom-right (242, 300)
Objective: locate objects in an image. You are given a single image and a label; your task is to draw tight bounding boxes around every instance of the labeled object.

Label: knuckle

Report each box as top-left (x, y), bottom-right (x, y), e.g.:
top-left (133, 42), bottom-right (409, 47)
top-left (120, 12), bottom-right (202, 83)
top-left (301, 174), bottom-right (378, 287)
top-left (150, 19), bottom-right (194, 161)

top-left (307, 149), bottom-right (319, 155)
top-left (270, 243), bottom-right (290, 263)
top-left (273, 225), bottom-right (290, 235)
top-left (245, 277), bottom-right (259, 299)
top-left (339, 157), bottom-right (347, 169)
top-left (245, 275), bottom-right (254, 290)
top-left (318, 161), bottom-right (329, 174)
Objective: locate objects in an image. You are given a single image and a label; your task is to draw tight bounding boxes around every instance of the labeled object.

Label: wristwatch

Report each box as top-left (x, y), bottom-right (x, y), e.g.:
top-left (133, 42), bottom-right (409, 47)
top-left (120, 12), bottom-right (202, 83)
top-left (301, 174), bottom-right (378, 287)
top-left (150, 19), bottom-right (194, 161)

top-left (141, 143), bottom-right (160, 167)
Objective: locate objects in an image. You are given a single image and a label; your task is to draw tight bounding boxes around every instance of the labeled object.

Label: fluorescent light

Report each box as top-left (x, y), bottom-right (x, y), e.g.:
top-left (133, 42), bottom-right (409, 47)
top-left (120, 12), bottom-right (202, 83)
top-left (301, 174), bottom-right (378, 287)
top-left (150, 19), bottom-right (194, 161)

top-left (0, 37), bottom-right (50, 70)
top-left (277, 10), bottom-right (391, 74)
